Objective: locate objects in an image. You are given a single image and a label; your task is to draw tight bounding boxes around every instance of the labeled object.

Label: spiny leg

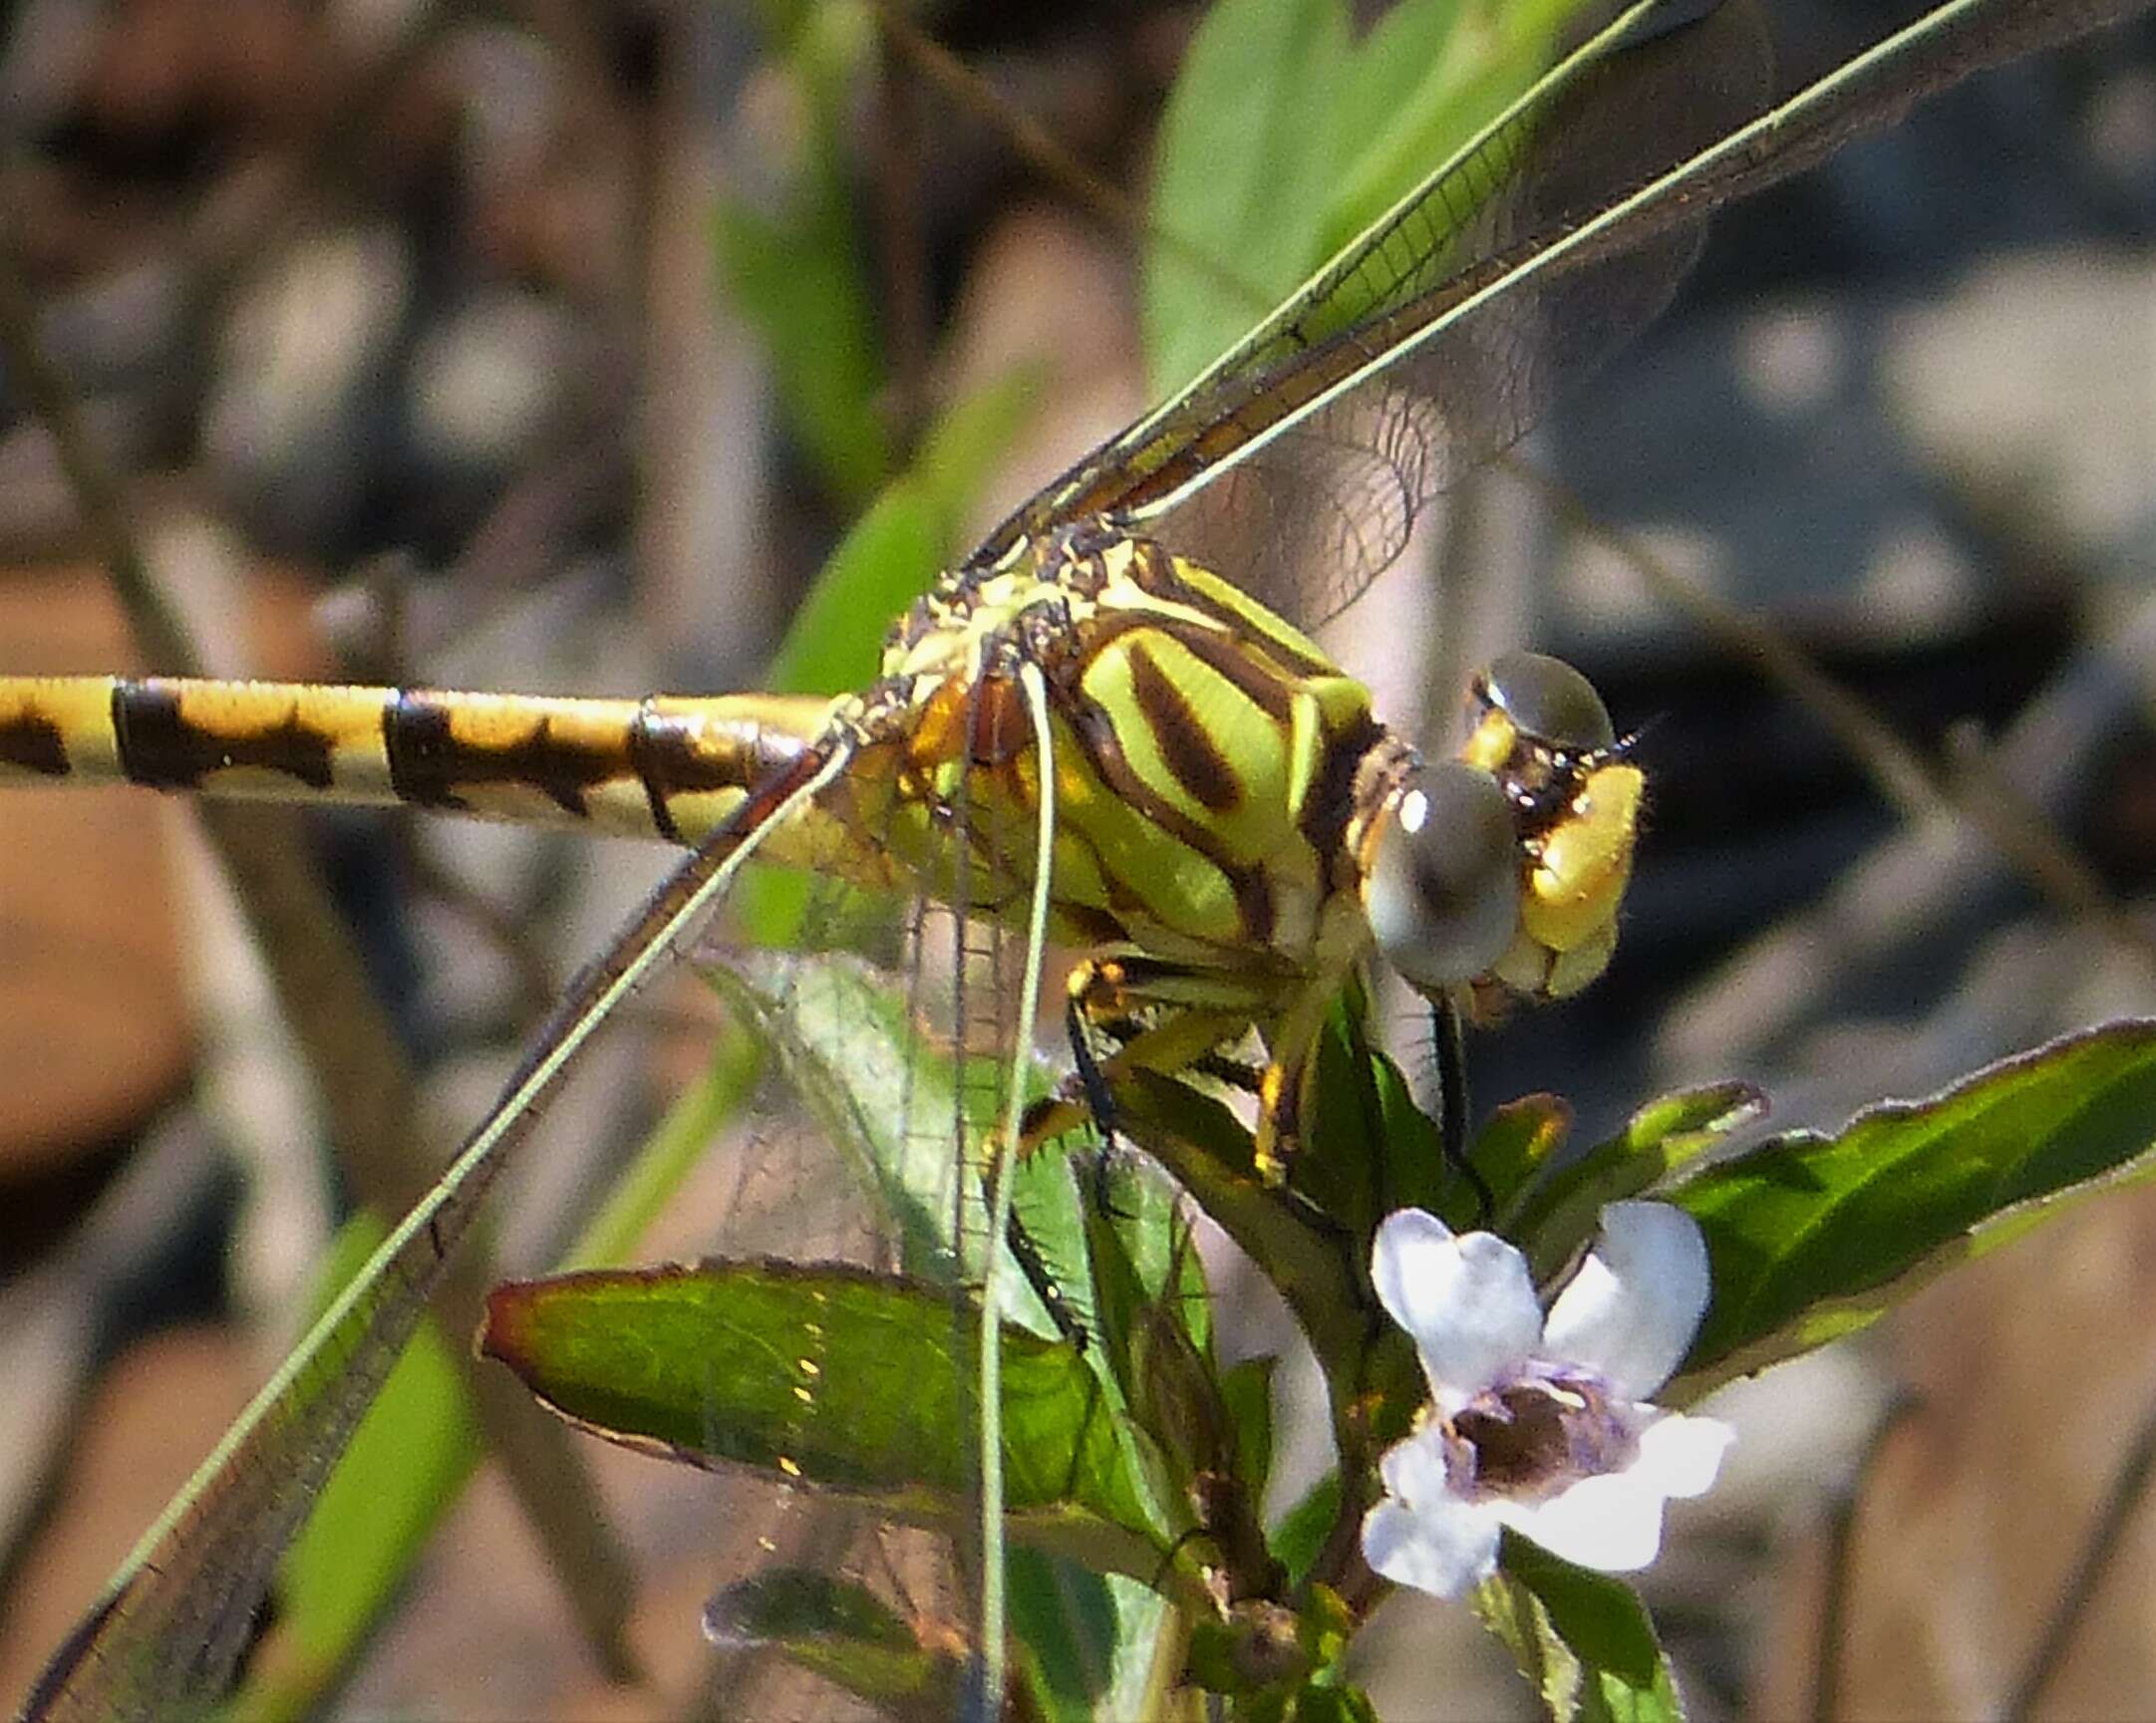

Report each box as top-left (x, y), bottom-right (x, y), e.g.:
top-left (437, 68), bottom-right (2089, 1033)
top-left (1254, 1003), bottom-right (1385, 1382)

top-left (1429, 991), bottom-right (1493, 1225)
top-left (1001, 1195), bottom-right (1089, 1351)
top-left (1063, 975), bottom-right (1129, 1218)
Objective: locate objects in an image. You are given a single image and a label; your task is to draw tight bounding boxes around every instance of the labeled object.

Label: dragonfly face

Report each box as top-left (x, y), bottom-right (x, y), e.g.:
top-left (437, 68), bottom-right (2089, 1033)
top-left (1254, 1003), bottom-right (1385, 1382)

top-left (1364, 652), bottom-right (1642, 1013)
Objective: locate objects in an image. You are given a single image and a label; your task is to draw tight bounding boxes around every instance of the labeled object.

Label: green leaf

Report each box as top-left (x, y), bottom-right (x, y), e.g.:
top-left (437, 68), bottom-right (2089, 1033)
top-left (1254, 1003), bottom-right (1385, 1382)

top-left (764, 369), bottom-right (1043, 701)
top-left (1473, 1093), bottom-right (1572, 1230)
top-left (1109, 1070), bottom-right (1365, 1386)
top-left (767, 485), bottom-right (941, 700)
top-left (1319, 0), bottom-right (1591, 259)
top-left (1008, 1561), bottom-right (1180, 1723)
top-left (743, 371), bottom-right (1041, 945)
top-left (1219, 1356), bottom-right (1278, 1510)
top-left (1144, 0), bottom-right (1351, 396)
top-left (1270, 1472), bottom-right (1342, 1590)
top-left (1142, 0), bottom-right (1607, 393)
top-left (1257, 1683), bottom-right (1382, 1723)
top-left (1476, 1534), bottom-right (1682, 1723)
top-left (1294, 991), bottom-right (1388, 1241)
top-left (479, 1261), bottom-right (1163, 1577)
top-left (1670, 1020), bottom-right (2156, 1396)
top-left (908, 366), bottom-right (1050, 544)
top-left (704, 934), bottom-right (1180, 1712)
top-left (225, 1220), bottom-right (485, 1723)
top-left (714, 3), bottom-right (889, 504)
top-left (704, 1570), bottom-right (967, 1723)
top-left (703, 953), bottom-right (1089, 1337)
top-left (1515, 1082), bottom-right (1763, 1279)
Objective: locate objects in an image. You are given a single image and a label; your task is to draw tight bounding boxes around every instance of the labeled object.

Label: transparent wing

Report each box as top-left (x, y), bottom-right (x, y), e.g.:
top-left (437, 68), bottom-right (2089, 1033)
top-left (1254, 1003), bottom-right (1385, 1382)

top-left (979, 0), bottom-right (2142, 628)
top-left (978, 0), bottom-right (1772, 626)
top-left (19, 741), bottom-right (856, 1721)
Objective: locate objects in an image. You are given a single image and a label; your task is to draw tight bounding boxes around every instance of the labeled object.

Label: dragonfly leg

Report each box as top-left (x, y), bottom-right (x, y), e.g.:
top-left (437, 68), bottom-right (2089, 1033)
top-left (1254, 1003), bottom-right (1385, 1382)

top-left (1002, 1200), bottom-right (1089, 1351)
top-left (1064, 981), bottom-right (1123, 1151)
top-left (1251, 979), bottom-right (1339, 1185)
top-left (1062, 987), bottom-right (1132, 1222)
top-left (1429, 992), bottom-right (1493, 1225)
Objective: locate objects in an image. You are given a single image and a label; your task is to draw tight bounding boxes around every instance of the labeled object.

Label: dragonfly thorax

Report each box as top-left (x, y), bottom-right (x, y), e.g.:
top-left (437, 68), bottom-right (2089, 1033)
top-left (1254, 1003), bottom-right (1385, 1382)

top-left (859, 527), bottom-right (1387, 971)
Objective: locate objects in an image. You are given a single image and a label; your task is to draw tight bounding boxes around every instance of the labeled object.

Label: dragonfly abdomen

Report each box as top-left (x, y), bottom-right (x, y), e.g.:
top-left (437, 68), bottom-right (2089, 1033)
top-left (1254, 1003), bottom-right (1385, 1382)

top-left (0, 676), bottom-right (837, 847)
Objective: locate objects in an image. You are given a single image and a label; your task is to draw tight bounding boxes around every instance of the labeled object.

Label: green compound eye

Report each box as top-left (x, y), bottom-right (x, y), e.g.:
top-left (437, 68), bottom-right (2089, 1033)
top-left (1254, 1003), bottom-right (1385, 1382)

top-left (1365, 760), bottom-right (1520, 994)
top-left (1479, 652), bottom-right (1615, 752)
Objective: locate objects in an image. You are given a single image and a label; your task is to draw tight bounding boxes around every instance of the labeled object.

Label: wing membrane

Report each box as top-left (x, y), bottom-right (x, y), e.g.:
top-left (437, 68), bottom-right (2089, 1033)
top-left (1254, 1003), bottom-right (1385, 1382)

top-left (981, 0), bottom-right (2141, 626)
top-left (24, 742), bottom-right (852, 1721)
top-left (979, 0), bottom-right (1771, 623)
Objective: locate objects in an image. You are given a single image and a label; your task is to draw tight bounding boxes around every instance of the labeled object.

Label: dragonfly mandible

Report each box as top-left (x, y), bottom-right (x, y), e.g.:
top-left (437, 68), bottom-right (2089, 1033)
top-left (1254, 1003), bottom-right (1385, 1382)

top-left (5, 0), bottom-right (2146, 1716)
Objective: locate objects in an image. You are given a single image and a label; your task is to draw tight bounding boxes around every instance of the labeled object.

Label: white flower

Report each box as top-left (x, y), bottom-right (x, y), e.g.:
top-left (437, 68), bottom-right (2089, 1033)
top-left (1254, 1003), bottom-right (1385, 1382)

top-left (1360, 1202), bottom-right (1733, 1599)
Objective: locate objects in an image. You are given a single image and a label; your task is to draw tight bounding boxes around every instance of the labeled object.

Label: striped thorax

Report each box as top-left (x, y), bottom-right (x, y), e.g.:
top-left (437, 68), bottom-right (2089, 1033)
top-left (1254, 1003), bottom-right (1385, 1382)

top-left (0, 523), bottom-right (1641, 1106)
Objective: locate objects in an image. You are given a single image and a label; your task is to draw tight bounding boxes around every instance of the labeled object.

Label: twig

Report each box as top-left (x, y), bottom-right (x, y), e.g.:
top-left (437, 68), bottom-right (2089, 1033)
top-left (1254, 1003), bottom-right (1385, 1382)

top-left (2001, 1381), bottom-right (2156, 1722)
top-left (1807, 1389), bottom-right (1921, 1723)
top-left (866, 0), bottom-right (1275, 320)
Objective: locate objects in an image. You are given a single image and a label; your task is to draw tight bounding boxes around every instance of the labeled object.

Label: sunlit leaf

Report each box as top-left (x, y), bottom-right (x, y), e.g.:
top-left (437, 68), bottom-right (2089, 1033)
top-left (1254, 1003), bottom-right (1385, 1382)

top-left (479, 1261), bottom-right (1162, 1578)
top-left (1143, 0), bottom-right (1607, 393)
top-left (1109, 1070), bottom-right (1365, 1384)
top-left (1670, 1020), bottom-right (2156, 1395)
top-left (1515, 1082), bottom-right (1764, 1279)
top-left (703, 952), bottom-right (1092, 1335)
top-left (1477, 1534), bottom-right (1682, 1723)
top-left (1473, 1094), bottom-right (1572, 1231)
top-left (224, 1222), bottom-right (484, 1723)
top-left (764, 370), bottom-right (1043, 700)
top-left (1144, 0), bottom-right (1350, 395)
top-left (1271, 1474), bottom-right (1342, 1591)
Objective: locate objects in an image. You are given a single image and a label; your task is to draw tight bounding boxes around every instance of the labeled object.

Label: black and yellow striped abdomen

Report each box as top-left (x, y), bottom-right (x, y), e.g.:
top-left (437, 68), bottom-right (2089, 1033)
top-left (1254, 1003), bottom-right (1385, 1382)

top-left (0, 676), bottom-right (843, 856)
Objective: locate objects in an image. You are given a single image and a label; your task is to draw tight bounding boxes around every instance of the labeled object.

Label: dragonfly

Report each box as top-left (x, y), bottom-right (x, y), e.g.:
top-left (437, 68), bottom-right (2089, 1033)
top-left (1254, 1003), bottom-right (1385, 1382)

top-left (4, 0), bottom-right (2145, 1715)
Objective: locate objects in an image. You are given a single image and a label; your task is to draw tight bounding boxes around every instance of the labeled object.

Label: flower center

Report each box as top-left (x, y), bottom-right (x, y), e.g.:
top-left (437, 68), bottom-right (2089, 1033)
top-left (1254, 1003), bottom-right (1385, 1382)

top-left (1443, 1368), bottom-right (1640, 1504)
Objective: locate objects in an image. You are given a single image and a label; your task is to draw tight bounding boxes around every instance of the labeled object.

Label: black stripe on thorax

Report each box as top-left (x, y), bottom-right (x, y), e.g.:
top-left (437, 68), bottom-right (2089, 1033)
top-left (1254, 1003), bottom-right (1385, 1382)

top-left (1118, 539), bottom-right (1336, 680)
top-left (1057, 683), bottom-right (1275, 947)
top-left (1299, 710), bottom-right (1390, 872)
top-left (1125, 641), bottom-right (1241, 814)
top-left (1077, 605), bottom-right (1297, 726)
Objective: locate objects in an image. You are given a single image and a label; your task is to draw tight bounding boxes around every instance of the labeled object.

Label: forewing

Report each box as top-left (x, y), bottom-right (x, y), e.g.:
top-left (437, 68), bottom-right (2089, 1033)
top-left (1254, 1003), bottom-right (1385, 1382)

top-left (978, 0), bottom-right (2145, 632)
top-left (980, 0), bottom-right (1773, 626)
top-left (17, 743), bottom-right (852, 1722)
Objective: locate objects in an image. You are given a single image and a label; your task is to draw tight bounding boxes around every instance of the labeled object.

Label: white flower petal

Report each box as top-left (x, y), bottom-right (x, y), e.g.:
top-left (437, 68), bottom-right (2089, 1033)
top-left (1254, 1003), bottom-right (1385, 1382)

top-left (1363, 1492), bottom-right (1503, 1599)
top-left (1377, 1425), bottom-right (1452, 1506)
top-left (1373, 1209), bottom-right (1542, 1408)
top-left (1631, 1413), bottom-right (1735, 1502)
top-left (1497, 1468), bottom-right (1669, 1574)
top-left (1542, 1202), bottom-right (1711, 1398)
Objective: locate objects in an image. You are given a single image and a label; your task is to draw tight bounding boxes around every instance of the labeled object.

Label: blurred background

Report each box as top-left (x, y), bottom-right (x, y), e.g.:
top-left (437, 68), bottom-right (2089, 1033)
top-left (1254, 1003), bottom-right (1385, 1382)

top-left (1, 0), bottom-right (2153, 1716)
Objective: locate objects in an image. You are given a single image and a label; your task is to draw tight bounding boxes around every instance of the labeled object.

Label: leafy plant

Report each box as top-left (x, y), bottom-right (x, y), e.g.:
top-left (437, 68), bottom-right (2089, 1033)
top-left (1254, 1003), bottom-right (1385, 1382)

top-left (479, 950), bottom-right (2156, 1720)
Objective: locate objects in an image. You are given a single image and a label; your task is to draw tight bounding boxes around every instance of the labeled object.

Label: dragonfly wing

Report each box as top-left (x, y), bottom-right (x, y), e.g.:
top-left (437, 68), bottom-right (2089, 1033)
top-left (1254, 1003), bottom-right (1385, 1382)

top-left (982, 0), bottom-right (2145, 633)
top-left (1134, 0), bottom-right (1774, 627)
top-left (20, 740), bottom-right (854, 1722)
top-left (983, 0), bottom-right (1773, 627)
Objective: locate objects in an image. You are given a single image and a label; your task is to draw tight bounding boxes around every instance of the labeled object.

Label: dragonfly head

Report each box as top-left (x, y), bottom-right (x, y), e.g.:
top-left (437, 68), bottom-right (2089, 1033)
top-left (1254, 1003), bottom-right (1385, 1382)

top-left (1363, 652), bottom-right (1643, 1009)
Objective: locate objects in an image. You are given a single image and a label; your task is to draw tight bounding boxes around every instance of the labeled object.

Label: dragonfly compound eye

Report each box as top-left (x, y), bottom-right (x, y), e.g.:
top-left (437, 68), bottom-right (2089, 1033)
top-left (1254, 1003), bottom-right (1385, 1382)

top-left (1364, 760), bottom-right (1521, 994)
top-left (1475, 651), bottom-right (1616, 754)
